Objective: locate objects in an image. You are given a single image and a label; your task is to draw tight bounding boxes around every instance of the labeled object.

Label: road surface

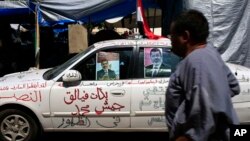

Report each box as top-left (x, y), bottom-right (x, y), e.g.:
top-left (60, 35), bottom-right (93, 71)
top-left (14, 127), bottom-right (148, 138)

top-left (39, 132), bottom-right (169, 141)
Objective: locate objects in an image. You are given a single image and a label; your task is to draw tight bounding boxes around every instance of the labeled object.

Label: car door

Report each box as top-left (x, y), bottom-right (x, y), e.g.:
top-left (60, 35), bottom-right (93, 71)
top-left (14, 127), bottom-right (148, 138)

top-left (131, 46), bottom-right (180, 130)
top-left (50, 46), bottom-right (134, 129)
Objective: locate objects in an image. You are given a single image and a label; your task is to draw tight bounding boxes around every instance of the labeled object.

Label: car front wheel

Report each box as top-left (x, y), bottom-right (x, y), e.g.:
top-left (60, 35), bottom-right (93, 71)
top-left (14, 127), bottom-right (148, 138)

top-left (0, 109), bottom-right (39, 141)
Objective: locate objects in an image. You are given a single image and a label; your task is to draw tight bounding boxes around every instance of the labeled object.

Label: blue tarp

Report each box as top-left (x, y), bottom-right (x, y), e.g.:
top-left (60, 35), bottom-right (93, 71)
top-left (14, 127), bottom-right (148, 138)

top-left (37, 0), bottom-right (159, 26)
top-left (0, 8), bottom-right (30, 16)
top-left (0, 0), bottom-right (158, 26)
top-left (0, 0), bottom-right (35, 17)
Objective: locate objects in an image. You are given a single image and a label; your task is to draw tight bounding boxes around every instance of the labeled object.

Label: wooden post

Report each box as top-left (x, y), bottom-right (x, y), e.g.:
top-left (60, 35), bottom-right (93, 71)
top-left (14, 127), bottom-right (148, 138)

top-left (35, 7), bottom-right (40, 69)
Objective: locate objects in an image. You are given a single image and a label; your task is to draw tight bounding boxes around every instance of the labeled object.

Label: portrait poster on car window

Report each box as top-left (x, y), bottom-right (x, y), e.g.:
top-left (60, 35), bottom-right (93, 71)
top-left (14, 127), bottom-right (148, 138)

top-left (96, 51), bottom-right (120, 80)
top-left (144, 48), bottom-right (172, 78)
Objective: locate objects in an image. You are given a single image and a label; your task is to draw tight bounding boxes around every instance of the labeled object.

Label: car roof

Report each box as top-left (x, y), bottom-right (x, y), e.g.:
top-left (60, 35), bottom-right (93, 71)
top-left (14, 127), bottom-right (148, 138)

top-left (93, 38), bottom-right (172, 49)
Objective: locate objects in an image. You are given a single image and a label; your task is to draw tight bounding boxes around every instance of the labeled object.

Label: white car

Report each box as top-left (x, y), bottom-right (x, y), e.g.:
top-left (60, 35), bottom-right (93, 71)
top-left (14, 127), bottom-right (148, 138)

top-left (0, 39), bottom-right (249, 141)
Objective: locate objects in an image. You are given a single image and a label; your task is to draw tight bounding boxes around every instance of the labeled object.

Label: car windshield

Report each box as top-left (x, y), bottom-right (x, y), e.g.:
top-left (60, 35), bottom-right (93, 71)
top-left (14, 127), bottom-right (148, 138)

top-left (43, 45), bottom-right (95, 80)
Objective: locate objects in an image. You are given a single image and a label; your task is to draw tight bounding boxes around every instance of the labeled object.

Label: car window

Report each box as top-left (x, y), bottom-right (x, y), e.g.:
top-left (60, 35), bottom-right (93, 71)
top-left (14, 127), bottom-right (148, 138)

top-left (43, 45), bottom-right (94, 80)
top-left (138, 47), bottom-right (181, 78)
top-left (73, 47), bottom-right (133, 81)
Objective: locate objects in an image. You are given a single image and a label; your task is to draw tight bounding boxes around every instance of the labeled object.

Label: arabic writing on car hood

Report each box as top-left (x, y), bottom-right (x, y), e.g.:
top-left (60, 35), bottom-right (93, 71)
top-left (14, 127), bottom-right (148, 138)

top-left (0, 68), bottom-right (49, 85)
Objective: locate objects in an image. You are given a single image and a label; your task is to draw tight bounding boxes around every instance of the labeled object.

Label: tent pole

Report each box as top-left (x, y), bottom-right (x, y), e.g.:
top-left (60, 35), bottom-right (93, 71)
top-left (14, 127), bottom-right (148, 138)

top-left (35, 8), bottom-right (40, 69)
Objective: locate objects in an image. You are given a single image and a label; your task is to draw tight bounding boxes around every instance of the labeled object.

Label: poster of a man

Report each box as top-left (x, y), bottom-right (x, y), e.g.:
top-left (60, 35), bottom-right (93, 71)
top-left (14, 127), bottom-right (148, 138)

top-left (144, 48), bottom-right (171, 77)
top-left (96, 52), bottom-right (119, 80)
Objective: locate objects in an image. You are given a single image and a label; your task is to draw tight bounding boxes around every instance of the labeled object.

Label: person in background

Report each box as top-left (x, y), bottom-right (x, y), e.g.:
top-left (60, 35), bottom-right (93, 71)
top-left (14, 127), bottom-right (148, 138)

top-left (97, 59), bottom-right (118, 80)
top-left (165, 9), bottom-right (240, 141)
top-left (145, 48), bottom-right (171, 77)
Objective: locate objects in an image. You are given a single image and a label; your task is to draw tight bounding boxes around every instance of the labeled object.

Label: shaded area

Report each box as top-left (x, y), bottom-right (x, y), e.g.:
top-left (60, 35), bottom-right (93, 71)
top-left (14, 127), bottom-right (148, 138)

top-left (0, 22), bottom-right (35, 77)
top-left (39, 26), bottom-right (69, 69)
top-left (90, 29), bottom-right (124, 45)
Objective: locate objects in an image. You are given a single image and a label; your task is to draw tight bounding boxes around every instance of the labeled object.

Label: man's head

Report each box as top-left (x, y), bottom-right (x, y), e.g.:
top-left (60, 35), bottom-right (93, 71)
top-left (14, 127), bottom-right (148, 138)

top-left (101, 60), bottom-right (109, 70)
top-left (170, 9), bottom-right (209, 57)
top-left (150, 48), bottom-right (162, 66)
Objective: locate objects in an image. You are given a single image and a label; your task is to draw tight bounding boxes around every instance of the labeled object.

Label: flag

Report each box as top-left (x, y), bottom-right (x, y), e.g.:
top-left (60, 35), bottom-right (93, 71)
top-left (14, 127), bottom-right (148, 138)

top-left (136, 0), bottom-right (164, 39)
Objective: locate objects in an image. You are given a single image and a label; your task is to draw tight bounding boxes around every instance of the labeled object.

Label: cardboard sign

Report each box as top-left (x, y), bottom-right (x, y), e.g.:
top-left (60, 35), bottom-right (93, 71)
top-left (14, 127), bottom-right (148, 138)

top-left (68, 24), bottom-right (88, 53)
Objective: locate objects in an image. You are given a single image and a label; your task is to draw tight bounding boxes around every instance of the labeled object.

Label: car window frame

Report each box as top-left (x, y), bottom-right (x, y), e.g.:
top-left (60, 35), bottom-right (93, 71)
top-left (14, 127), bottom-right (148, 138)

top-left (56, 45), bottom-right (136, 82)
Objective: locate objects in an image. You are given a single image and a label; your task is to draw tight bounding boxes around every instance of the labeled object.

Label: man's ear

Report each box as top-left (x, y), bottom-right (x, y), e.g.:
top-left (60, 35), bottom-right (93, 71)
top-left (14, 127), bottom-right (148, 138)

top-left (181, 30), bottom-right (190, 42)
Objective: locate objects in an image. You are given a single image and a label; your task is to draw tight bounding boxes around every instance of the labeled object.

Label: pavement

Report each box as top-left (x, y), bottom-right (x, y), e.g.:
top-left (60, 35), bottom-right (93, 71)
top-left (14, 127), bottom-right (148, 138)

top-left (38, 132), bottom-right (169, 141)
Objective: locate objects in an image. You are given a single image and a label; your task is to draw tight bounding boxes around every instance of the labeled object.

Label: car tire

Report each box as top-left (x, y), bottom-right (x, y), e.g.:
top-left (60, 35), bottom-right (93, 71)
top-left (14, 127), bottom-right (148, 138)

top-left (0, 109), bottom-right (39, 141)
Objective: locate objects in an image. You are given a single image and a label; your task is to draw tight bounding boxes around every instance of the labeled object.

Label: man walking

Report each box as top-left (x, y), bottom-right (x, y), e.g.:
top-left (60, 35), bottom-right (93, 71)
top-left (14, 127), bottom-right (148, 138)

top-left (165, 9), bottom-right (240, 141)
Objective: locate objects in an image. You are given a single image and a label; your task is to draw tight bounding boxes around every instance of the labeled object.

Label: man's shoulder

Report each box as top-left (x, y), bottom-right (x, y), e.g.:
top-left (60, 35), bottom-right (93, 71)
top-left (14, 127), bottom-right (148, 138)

top-left (188, 44), bottom-right (216, 57)
top-left (186, 45), bottom-right (221, 64)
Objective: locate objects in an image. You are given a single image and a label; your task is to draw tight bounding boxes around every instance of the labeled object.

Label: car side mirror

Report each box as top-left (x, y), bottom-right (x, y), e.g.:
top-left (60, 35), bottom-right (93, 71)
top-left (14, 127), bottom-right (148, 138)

top-left (62, 70), bottom-right (82, 86)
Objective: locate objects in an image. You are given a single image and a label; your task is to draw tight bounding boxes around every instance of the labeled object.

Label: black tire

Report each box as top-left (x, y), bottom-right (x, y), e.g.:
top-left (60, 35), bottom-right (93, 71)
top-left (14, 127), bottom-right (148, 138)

top-left (0, 109), bottom-right (39, 141)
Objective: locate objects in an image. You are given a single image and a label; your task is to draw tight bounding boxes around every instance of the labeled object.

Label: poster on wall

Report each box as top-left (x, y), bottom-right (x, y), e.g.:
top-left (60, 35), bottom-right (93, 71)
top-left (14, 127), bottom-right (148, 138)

top-left (96, 51), bottom-right (120, 80)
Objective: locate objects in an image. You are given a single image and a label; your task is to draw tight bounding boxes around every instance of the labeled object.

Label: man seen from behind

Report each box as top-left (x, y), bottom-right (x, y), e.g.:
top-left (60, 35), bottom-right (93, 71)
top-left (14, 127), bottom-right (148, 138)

top-left (165, 9), bottom-right (240, 141)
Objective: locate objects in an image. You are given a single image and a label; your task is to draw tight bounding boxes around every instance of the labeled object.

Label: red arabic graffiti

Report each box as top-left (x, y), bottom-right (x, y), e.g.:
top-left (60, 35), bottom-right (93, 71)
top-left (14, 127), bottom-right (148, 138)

top-left (64, 87), bottom-right (108, 105)
top-left (0, 82), bottom-right (47, 91)
top-left (72, 104), bottom-right (90, 116)
top-left (125, 79), bottom-right (168, 85)
top-left (71, 103), bottom-right (125, 116)
top-left (95, 103), bottom-right (125, 115)
top-left (64, 87), bottom-right (125, 115)
top-left (0, 90), bottom-right (42, 102)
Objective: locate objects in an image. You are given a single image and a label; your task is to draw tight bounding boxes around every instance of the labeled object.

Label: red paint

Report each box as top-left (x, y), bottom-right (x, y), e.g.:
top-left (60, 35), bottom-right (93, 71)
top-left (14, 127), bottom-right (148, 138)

top-left (0, 90), bottom-right (42, 102)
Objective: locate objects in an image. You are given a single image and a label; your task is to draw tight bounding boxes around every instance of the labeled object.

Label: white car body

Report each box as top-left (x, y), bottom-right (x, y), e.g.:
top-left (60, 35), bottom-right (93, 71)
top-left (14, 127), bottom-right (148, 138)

top-left (0, 39), bottom-right (249, 140)
top-left (227, 63), bottom-right (250, 124)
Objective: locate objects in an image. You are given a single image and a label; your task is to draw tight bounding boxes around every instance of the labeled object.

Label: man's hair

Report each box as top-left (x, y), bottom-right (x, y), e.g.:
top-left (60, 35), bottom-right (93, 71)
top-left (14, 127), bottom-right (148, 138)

top-left (172, 9), bottom-right (209, 43)
top-left (150, 48), bottom-right (162, 56)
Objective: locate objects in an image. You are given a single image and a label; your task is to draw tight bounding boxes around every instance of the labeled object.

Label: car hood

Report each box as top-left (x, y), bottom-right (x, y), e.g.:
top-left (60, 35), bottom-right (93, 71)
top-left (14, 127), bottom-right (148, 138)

top-left (0, 68), bottom-right (50, 85)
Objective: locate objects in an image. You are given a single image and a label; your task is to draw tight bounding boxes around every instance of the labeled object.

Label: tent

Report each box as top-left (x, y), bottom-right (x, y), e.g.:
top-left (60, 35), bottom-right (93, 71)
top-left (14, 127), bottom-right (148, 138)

top-left (0, 0), bottom-right (35, 23)
top-left (1, 0), bottom-right (250, 68)
top-left (0, 0), bottom-right (159, 25)
top-left (35, 0), bottom-right (159, 26)
top-left (0, 0), bottom-right (32, 16)
top-left (37, 0), bottom-right (250, 67)
top-left (185, 0), bottom-right (250, 67)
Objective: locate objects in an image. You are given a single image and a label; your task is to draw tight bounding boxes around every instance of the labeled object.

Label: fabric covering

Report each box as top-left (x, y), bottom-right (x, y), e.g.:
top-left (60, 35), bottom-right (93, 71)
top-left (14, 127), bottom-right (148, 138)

top-left (0, 0), bottom-right (158, 25)
top-left (0, 0), bottom-right (33, 16)
top-left (36, 0), bottom-right (159, 26)
top-left (186, 0), bottom-right (250, 67)
top-left (1, 0), bottom-right (250, 67)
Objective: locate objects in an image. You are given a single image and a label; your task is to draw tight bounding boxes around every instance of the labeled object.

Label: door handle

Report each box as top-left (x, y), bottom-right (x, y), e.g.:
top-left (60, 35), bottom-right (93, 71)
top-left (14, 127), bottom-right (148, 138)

top-left (110, 89), bottom-right (125, 96)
